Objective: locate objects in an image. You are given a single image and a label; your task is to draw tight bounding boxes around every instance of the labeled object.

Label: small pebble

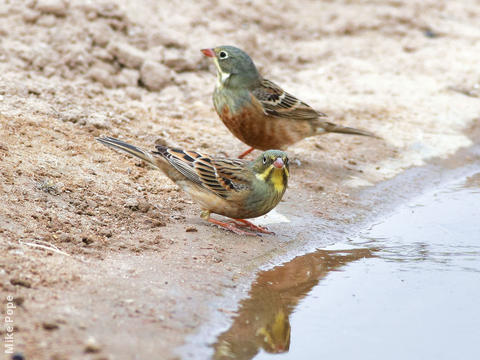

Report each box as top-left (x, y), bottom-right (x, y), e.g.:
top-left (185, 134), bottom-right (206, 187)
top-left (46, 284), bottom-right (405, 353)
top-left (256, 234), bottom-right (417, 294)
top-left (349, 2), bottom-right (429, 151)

top-left (140, 60), bottom-right (174, 91)
top-left (125, 197), bottom-right (139, 211)
top-left (424, 28), bottom-right (438, 38)
top-left (114, 68), bottom-right (140, 88)
top-left (108, 41), bottom-right (146, 69)
top-left (35, 0), bottom-right (68, 17)
top-left (82, 236), bottom-right (94, 245)
top-left (42, 321), bottom-right (59, 330)
top-left (10, 278), bottom-right (31, 288)
top-left (137, 200), bottom-right (151, 213)
top-left (36, 14), bottom-right (57, 27)
top-left (13, 296), bottom-right (25, 306)
top-left (84, 336), bottom-right (101, 353)
top-left (85, 114), bottom-right (110, 129)
top-left (11, 353), bottom-right (25, 360)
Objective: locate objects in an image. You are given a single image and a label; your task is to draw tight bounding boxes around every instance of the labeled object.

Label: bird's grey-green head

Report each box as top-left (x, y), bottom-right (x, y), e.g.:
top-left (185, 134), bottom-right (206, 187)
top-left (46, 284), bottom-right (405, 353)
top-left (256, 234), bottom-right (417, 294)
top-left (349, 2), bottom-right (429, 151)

top-left (250, 150), bottom-right (290, 192)
top-left (201, 45), bottom-right (261, 89)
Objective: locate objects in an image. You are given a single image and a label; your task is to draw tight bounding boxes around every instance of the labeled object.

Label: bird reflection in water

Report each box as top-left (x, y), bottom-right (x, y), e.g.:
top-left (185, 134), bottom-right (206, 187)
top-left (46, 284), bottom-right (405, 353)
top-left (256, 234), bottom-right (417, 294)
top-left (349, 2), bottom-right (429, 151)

top-left (213, 248), bottom-right (374, 359)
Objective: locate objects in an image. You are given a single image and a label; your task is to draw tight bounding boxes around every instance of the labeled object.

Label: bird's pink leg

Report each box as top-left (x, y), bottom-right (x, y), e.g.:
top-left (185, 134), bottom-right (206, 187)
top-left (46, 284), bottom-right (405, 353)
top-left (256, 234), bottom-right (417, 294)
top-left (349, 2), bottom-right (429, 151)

top-left (233, 219), bottom-right (274, 235)
top-left (208, 218), bottom-right (258, 236)
top-left (238, 147), bottom-right (255, 159)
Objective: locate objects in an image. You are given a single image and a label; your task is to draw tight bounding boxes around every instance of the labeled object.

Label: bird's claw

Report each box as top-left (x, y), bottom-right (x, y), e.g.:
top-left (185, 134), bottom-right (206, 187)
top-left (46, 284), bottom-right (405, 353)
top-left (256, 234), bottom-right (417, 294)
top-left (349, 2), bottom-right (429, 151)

top-left (232, 219), bottom-right (275, 235)
top-left (208, 218), bottom-right (258, 236)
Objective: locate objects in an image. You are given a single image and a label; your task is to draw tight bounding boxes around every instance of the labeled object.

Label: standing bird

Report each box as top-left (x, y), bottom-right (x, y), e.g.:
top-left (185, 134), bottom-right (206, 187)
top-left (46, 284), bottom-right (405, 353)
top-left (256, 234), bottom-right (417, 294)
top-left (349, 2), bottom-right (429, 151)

top-left (96, 137), bottom-right (289, 236)
top-left (201, 45), bottom-right (377, 158)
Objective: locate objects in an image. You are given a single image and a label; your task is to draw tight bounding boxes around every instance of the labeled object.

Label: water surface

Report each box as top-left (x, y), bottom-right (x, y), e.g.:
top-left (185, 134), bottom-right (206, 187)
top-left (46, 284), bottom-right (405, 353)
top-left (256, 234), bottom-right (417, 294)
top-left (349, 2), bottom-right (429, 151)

top-left (213, 171), bottom-right (480, 360)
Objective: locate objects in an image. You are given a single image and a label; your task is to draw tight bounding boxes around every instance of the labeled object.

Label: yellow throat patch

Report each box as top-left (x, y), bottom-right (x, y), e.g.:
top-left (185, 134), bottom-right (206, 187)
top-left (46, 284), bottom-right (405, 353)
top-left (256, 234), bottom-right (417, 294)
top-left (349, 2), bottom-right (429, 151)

top-left (256, 165), bottom-right (288, 193)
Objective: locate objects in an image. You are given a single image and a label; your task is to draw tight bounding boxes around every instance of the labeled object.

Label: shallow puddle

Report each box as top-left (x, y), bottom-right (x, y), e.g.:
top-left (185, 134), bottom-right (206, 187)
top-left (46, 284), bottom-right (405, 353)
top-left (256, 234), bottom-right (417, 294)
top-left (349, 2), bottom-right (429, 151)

top-left (212, 171), bottom-right (480, 360)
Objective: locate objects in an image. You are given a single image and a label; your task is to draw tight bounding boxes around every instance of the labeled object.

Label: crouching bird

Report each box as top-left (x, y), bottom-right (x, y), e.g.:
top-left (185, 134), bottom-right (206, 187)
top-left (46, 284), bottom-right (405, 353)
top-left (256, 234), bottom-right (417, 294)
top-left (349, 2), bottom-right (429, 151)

top-left (201, 45), bottom-right (377, 158)
top-left (96, 137), bottom-right (289, 236)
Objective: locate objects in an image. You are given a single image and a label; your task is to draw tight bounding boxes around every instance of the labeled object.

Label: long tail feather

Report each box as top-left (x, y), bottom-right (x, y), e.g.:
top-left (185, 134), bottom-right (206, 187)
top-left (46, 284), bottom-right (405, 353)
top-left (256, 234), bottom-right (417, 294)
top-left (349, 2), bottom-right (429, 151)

top-left (318, 121), bottom-right (380, 138)
top-left (96, 136), bottom-right (157, 166)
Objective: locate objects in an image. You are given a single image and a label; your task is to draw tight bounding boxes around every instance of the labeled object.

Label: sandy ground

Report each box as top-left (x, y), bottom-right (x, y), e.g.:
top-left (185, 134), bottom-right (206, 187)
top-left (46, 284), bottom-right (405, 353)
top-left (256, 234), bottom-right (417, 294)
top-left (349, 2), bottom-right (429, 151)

top-left (1, 0), bottom-right (479, 359)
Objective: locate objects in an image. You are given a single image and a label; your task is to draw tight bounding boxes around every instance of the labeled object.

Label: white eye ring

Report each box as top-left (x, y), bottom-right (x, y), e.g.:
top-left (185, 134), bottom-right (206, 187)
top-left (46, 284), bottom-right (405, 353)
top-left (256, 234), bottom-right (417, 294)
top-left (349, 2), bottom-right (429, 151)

top-left (219, 51), bottom-right (228, 59)
top-left (263, 155), bottom-right (267, 164)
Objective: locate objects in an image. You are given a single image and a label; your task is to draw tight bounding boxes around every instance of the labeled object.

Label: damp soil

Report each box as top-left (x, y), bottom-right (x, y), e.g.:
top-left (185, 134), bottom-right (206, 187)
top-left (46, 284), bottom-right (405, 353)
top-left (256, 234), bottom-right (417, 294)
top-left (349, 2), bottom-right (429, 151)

top-left (1, 1), bottom-right (480, 359)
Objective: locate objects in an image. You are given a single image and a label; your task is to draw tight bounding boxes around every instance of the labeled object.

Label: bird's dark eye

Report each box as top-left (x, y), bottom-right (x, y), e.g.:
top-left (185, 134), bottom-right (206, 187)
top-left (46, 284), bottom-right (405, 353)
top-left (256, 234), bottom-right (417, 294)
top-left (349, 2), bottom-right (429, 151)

top-left (219, 51), bottom-right (228, 59)
top-left (263, 155), bottom-right (267, 164)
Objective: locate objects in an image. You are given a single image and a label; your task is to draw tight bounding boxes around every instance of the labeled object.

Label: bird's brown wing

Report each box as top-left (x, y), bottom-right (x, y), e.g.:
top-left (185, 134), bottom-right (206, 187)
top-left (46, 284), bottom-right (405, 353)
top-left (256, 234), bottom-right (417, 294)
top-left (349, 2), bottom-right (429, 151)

top-left (211, 159), bottom-right (252, 192)
top-left (155, 146), bottom-right (250, 198)
top-left (251, 78), bottom-right (327, 120)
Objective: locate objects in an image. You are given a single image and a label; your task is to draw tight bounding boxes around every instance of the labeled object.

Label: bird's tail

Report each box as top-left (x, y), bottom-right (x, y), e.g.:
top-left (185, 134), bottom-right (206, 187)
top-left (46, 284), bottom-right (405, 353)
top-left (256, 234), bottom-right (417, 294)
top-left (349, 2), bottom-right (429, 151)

top-left (317, 121), bottom-right (379, 138)
top-left (96, 136), bottom-right (158, 167)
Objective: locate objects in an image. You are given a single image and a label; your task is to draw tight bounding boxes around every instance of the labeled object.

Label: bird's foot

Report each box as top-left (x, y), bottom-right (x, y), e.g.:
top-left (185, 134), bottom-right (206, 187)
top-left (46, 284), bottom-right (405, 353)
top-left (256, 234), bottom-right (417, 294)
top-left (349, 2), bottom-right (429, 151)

top-left (237, 147), bottom-right (255, 159)
top-left (232, 219), bottom-right (274, 235)
top-left (208, 218), bottom-right (258, 236)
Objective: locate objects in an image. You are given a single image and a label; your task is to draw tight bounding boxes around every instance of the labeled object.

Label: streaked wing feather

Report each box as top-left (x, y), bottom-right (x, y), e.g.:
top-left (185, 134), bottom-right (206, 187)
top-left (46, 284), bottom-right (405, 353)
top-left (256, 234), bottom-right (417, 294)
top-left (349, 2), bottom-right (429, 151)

top-left (194, 157), bottom-right (230, 196)
top-left (212, 159), bottom-right (252, 192)
top-left (158, 148), bottom-right (204, 186)
top-left (155, 145), bottom-right (249, 199)
top-left (252, 78), bottom-right (325, 120)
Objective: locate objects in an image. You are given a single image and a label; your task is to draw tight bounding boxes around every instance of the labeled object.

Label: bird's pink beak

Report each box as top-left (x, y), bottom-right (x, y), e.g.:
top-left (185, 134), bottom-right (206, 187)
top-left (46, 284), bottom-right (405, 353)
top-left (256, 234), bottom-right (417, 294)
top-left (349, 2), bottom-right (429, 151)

top-left (273, 158), bottom-right (284, 169)
top-left (201, 48), bottom-right (215, 58)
